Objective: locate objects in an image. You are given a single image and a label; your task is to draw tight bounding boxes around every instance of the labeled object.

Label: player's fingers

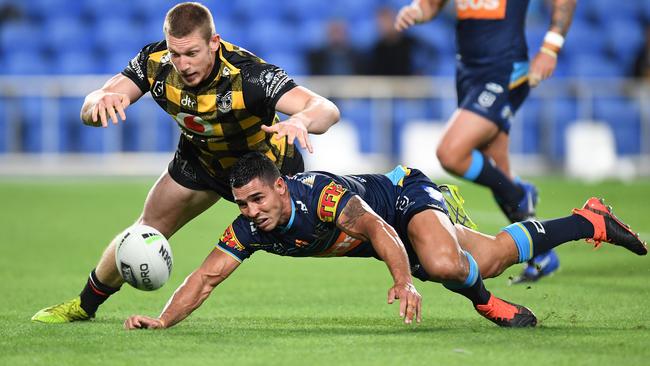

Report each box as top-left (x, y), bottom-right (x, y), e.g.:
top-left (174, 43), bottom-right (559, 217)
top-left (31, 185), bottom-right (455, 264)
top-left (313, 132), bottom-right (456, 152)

top-left (260, 124), bottom-right (275, 133)
top-left (528, 73), bottom-right (541, 88)
top-left (107, 104), bottom-right (119, 125)
top-left (115, 101), bottom-right (127, 121)
top-left (295, 130), bottom-right (308, 150)
top-left (303, 132), bottom-right (314, 154)
top-left (285, 129), bottom-right (297, 145)
top-left (121, 95), bottom-right (131, 108)
top-left (417, 296), bottom-right (422, 323)
top-left (399, 296), bottom-right (407, 318)
top-left (405, 301), bottom-right (414, 324)
top-left (91, 105), bottom-right (99, 123)
top-left (387, 287), bottom-right (396, 304)
top-left (98, 103), bottom-right (108, 127)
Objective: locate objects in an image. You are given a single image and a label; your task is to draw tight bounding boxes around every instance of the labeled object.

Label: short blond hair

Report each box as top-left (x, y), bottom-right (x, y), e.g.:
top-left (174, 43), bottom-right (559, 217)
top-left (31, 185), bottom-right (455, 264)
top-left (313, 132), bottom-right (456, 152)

top-left (163, 2), bottom-right (215, 41)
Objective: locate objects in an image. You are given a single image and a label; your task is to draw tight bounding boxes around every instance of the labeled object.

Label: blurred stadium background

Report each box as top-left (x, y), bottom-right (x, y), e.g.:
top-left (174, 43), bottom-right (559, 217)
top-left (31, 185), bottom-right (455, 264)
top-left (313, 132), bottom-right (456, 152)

top-left (0, 0), bottom-right (649, 179)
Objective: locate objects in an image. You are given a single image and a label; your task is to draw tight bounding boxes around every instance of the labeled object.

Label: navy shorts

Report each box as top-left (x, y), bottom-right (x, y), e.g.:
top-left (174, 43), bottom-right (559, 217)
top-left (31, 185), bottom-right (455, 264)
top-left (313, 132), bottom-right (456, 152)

top-left (456, 61), bottom-right (530, 133)
top-left (384, 167), bottom-right (450, 280)
top-left (168, 136), bottom-right (304, 202)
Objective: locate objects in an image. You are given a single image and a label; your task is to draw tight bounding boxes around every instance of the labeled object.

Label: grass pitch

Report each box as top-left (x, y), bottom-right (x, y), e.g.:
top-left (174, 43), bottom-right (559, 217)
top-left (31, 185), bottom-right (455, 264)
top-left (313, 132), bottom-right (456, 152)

top-left (1, 177), bottom-right (649, 365)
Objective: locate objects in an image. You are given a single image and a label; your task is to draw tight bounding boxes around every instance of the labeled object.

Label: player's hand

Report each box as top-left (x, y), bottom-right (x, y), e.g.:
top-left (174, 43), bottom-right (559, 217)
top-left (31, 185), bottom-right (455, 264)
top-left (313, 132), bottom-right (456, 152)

top-left (528, 51), bottom-right (557, 88)
top-left (261, 117), bottom-right (314, 153)
top-left (388, 282), bottom-right (422, 324)
top-left (92, 92), bottom-right (131, 127)
top-left (123, 315), bottom-right (166, 330)
top-left (394, 4), bottom-right (424, 31)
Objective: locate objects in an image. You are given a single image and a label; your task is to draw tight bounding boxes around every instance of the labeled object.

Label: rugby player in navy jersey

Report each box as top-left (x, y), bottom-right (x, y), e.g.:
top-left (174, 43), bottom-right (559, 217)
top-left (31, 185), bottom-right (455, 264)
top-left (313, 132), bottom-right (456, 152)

top-left (123, 153), bottom-right (646, 330)
top-left (32, 2), bottom-right (340, 324)
top-left (395, 0), bottom-right (576, 283)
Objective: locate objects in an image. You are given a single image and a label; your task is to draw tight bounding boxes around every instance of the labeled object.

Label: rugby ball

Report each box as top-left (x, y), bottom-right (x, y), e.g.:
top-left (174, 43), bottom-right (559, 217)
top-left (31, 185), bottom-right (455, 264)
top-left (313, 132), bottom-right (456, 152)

top-left (115, 224), bottom-right (173, 291)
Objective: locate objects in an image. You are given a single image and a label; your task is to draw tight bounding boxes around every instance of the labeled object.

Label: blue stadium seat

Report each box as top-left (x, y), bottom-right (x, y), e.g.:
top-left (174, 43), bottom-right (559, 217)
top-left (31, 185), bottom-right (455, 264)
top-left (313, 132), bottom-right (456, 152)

top-left (593, 98), bottom-right (641, 155)
top-left (246, 20), bottom-right (301, 55)
top-left (53, 52), bottom-right (100, 75)
top-left (213, 18), bottom-right (249, 48)
top-left (605, 20), bottom-right (644, 72)
top-left (44, 17), bottom-right (94, 54)
top-left (233, 0), bottom-right (288, 21)
top-left (569, 55), bottom-right (624, 79)
top-left (546, 99), bottom-right (578, 159)
top-left (347, 18), bottom-right (378, 51)
top-left (259, 52), bottom-right (307, 76)
top-left (58, 98), bottom-right (84, 152)
top-left (516, 98), bottom-right (542, 155)
top-left (29, 0), bottom-right (84, 20)
top-left (393, 99), bottom-right (441, 155)
top-left (5, 51), bottom-right (51, 74)
top-left (562, 20), bottom-right (606, 59)
top-left (297, 20), bottom-right (328, 51)
top-left (292, 0), bottom-right (331, 22)
top-left (0, 22), bottom-right (44, 53)
top-left (93, 19), bottom-right (145, 56)
top-left (19, 98), bottom-right (44, 152)
top-left (82, 0), bottom-right (137, 22)
top-left (133, 0), bottom-right (179, 23)
top-left (408, 21), bottom-right (455, 57)
top-left (588, 0), bottom-right (641, 23)
top-left (434, 55), bottom-right (456, 77)
top-left (336, 99), bottom-right (374, 153)
top-left (0, 98), bottom-right (6, 152)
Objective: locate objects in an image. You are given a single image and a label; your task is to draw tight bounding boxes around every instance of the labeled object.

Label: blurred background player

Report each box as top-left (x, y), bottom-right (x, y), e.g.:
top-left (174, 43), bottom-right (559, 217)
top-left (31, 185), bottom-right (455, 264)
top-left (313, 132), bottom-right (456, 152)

top-left (123, 152), bottom-right (646, 330)
top-left (394, 0), bottom-right (576, 283)
top-left (31, 2), bottom-right (340, 324)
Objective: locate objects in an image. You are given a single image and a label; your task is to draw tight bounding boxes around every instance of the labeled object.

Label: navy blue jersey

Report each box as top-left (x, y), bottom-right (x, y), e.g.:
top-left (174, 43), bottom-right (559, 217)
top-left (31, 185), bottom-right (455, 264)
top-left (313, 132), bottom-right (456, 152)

top-left (216, 167), bottom-right (448, 264)
top-left (455, 0), bottom-right (530, 65)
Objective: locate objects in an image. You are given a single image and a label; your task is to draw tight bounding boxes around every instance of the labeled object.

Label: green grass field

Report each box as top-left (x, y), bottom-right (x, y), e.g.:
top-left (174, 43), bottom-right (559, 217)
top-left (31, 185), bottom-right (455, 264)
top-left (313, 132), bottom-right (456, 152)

top-left (1, 177), bottom-right (649, 365)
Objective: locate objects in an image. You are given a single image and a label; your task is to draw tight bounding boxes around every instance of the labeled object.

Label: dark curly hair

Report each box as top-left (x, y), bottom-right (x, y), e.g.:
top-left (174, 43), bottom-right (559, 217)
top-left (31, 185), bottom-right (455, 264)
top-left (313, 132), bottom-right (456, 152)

top-left (229, 152), bottom-right (281, 189)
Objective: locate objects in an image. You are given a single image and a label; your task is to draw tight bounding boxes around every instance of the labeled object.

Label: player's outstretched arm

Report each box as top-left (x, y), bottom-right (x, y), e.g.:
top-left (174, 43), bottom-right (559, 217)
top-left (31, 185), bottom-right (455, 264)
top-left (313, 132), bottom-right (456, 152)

top-left (262, 86), bottom-right (340, 154)
top-left (336, 196), bottom-right (422, 324)
top-left (124, 248), bottom-right (240, 330)
top-left (529, 0), bottom-right (576, 87)
top-left (394, 0), bottom-right (448, 31)
top-left (80, 73), bottom-right (144, 128)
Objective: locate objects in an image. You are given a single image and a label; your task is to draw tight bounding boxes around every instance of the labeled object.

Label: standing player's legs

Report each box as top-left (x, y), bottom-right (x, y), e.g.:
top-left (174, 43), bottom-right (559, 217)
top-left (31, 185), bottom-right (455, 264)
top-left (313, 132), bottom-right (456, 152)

top-left (407, 209), bottom-right (536, 327)
top-left (31, 171), bottom-right (220, 323)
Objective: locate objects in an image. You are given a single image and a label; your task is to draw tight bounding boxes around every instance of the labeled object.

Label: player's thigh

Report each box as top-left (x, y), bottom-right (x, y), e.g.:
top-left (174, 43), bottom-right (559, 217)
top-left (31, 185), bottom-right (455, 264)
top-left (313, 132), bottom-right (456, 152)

top-left (480, 130), bottom-right (511, 177)
top-left (407, 209), bottom-right (467, 281)
top-left (437, 109), bottom-right (500, 166)
top-left (138, 171), bottom-right (220, 238)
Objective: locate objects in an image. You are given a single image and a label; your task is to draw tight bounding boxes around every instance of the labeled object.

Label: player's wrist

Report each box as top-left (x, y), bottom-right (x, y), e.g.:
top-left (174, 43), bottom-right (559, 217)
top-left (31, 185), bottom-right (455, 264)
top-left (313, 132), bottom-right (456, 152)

top-left (543, 31), bottom-right (564, 53)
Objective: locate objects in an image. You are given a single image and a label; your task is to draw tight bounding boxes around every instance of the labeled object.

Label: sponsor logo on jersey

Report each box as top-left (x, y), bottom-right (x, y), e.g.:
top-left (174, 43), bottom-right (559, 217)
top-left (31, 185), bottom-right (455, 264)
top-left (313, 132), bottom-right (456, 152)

top-left (181, 94), bottom-right (197, 108)
top-left (317, 232), bottom-right (362, 257)
top-left (128, 54), bottom-right (145, 81)
top-left (456, 0), bottom-right (506, 20)
top-left (222, 66), bottom-right (230, 77)
top-left (294, 174), bottom-right (316, 188)
top-left (152, 80), bottom-right (165, 97)
top-left (220, 225), bottom-right (246, 252)
top-left (174, 112), bottom-right (214, 135)
top-left (318, 182), bottom-right (347, 222)
top-left (259, 69), bottom-right (291, 100)
top-left (216, 91), bottom-right (232, 113)
top-left (160, 52), bottom-right (171, 64)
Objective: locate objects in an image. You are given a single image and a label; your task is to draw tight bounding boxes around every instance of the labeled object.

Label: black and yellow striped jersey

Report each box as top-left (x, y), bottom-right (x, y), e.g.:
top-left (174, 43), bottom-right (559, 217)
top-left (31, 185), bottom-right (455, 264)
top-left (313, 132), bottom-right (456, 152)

top-left (122, 39), bottom-right (297, 177)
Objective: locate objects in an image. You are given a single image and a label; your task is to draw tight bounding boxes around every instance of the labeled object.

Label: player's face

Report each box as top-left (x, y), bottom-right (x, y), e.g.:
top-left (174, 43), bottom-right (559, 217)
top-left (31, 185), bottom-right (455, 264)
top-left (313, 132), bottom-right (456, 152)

top-left (166, 30), bottom-right (220, 87)
top-left (233, 177), bottom-right (290, 231)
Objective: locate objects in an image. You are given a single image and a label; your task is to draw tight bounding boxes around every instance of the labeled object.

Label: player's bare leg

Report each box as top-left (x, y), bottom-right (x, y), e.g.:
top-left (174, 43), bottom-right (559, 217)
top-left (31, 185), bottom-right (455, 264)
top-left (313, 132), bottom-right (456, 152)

top-left (32, 171), bottom-right (220, 323)
top-left (407, 209), bottom-right (536, 327)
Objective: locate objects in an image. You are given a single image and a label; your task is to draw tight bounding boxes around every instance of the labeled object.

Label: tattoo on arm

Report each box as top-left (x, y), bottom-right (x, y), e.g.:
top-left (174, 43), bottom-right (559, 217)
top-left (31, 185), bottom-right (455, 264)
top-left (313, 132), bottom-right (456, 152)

top-left (550, 0), bottom-right (576, 36)
top-left (338, 196), bottom-right (371, 242)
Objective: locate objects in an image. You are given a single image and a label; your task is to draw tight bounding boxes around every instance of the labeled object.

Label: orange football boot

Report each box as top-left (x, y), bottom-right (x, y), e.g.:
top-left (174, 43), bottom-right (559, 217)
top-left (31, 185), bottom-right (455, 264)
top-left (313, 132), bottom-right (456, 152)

top-left (475, 295), bottom-right (537, 327)
top-left (572, 198), bottom-right (647, 256)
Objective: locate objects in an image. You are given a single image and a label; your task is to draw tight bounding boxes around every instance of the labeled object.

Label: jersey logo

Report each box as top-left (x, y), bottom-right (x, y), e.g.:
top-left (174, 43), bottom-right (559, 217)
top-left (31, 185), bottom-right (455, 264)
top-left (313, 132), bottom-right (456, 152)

top-left (317, 233), bottom-right (363, 257)
top-left (220, 225), bottom-right (245, 252)
top-left (456, 0), bottom-right (506, 20)
top-left (216, 91), bottom-right (232, 113)
top-left (318, 182), bottom-right (347, 223)
top-left (174, 112), bottom-right (214, 136)
top-left (152, 81), bottom-right (165, 98)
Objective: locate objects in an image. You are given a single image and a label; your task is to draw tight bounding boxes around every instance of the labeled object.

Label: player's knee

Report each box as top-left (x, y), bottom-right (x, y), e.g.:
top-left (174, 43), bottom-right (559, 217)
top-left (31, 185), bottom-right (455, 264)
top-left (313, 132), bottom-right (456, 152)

top-left (436, 146), bottom-right (463, 175)
top-left (423, 254), bottom-right (468, 283)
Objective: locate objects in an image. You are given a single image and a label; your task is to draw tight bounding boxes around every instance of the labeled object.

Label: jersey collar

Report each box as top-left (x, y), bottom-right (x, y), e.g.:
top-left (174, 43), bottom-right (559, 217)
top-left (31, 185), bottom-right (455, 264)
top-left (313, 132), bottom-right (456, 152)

top-left (277, 198), bottom-right (296, 234)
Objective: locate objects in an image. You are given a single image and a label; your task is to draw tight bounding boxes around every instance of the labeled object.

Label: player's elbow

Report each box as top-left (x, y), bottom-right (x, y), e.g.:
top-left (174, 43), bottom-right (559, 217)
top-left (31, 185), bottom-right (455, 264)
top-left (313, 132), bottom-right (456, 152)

top-left (311, 97), bottom-right (340, 134)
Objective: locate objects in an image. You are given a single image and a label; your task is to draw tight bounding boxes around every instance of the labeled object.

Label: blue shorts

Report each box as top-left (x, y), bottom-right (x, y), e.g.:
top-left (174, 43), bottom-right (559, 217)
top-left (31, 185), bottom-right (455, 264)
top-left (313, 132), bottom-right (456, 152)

top-left (385, 167), bottom-right (450, 280)
top-left (456, 61), bottom-right (530, 133)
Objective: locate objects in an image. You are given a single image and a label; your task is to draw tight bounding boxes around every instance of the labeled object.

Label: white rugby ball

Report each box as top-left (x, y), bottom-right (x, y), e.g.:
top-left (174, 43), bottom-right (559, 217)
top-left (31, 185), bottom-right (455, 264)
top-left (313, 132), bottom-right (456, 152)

top-left (115, 224), bottom-right (173, 291)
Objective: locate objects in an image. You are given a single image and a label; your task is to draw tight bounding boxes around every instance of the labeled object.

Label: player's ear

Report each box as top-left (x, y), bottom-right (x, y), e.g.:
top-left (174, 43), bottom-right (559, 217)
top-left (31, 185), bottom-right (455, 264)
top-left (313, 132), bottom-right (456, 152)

top-left (209, 34), bottom-right (220, 52)
top-left (274, 177), bottom-right (286, 194)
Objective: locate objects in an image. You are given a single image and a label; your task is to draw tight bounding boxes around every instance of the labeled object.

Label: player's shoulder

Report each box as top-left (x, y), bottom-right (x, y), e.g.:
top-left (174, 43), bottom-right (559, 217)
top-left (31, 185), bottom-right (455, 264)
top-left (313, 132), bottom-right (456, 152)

top-left (222, 215), bottom-right (261, 246)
